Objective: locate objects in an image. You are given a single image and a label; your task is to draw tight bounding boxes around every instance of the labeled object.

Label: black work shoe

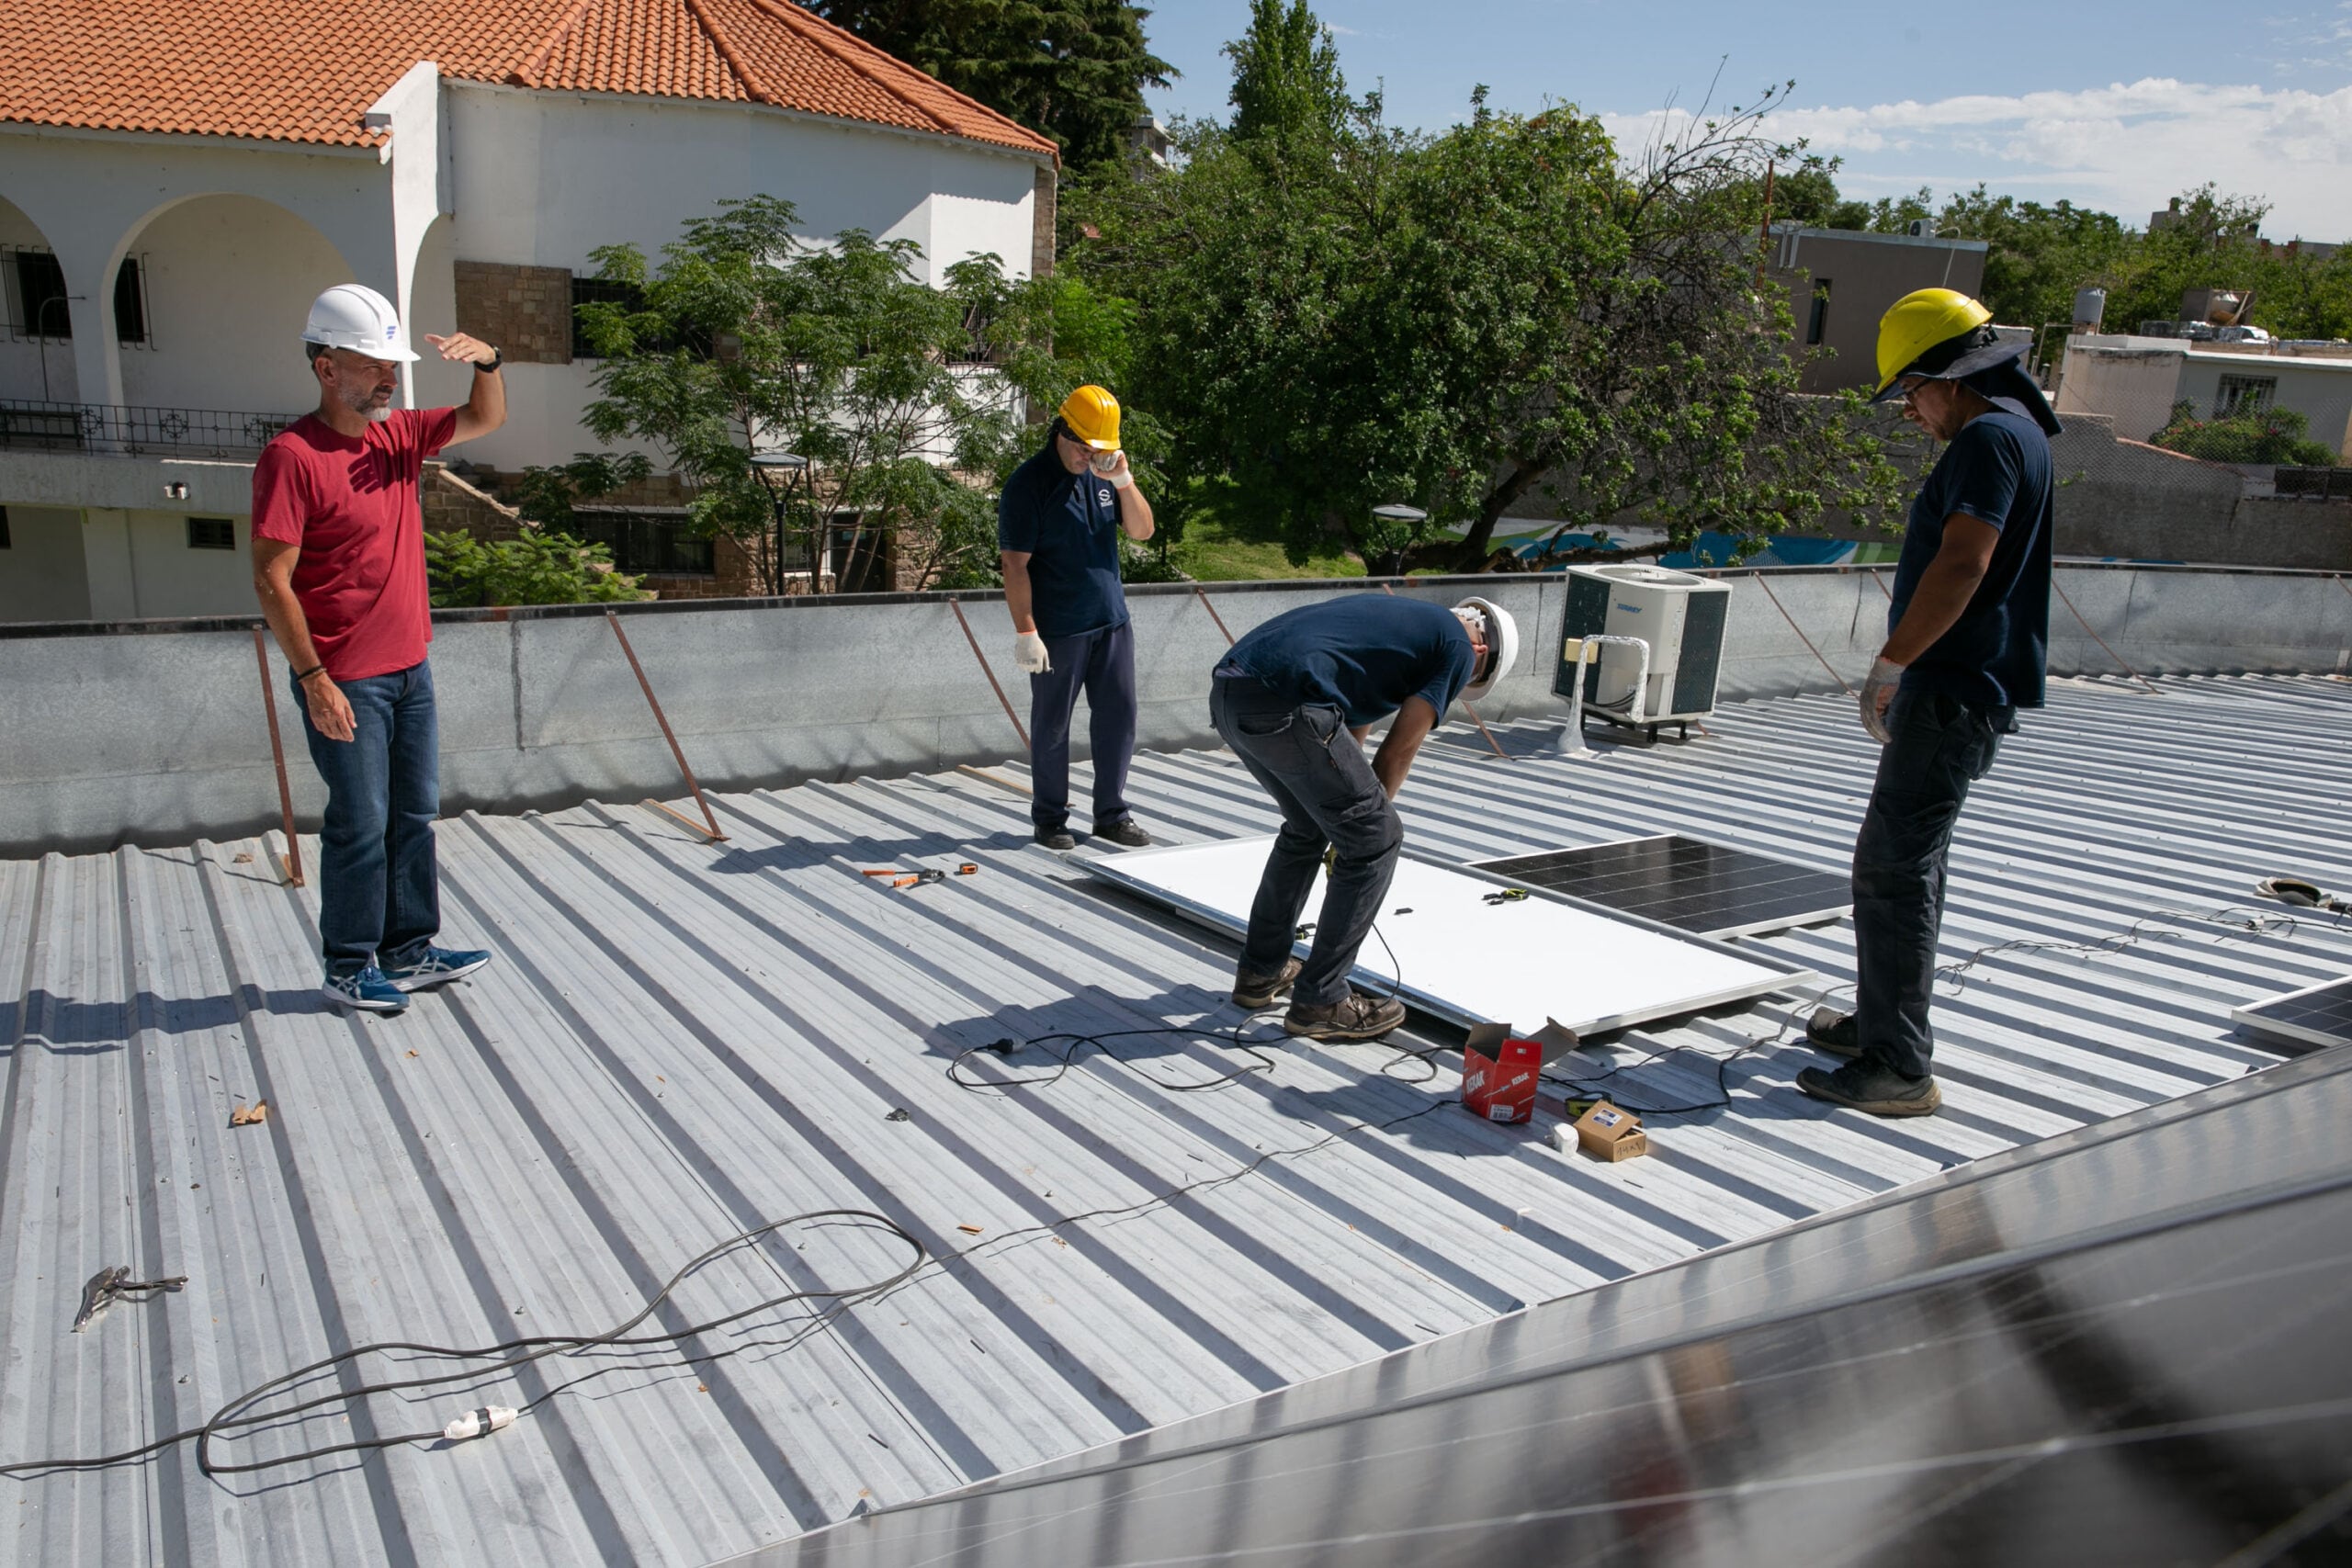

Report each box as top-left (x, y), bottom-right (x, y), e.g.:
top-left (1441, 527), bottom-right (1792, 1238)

top-left (1093, 818), bottom-right (1153, 849)
top-left (1806, 1007), bottom-right (1861, 1059)
top-left (1034, 827), bottom-right (1078, 851)
top-left (1232, 957), bottom-right (1304, 1010)
top-left (1797, 1061), bottom-right (1942, 1117)
top-left (1283, 991), bottom-right (1408, 1042)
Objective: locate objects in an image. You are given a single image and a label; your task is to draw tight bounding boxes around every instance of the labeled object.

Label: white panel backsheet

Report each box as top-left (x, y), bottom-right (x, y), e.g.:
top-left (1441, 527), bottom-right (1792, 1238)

top-left (1084, 836), bottom-right (1805, 1037)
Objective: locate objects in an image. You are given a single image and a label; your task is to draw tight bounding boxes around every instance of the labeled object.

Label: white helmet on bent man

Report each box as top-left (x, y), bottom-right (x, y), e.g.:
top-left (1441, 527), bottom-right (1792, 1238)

top-left (1453, 597), bottom-right (1518, 702)
top-left (302, 283), bottom-right (420, 363)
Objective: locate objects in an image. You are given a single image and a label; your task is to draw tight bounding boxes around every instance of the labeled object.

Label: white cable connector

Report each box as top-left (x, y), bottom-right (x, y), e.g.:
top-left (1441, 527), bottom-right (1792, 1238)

top-left (443, 1405), bottom-right (517, 1442)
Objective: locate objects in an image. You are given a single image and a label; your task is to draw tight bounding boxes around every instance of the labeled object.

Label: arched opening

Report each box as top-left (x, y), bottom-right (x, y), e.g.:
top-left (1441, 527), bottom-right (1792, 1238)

top-left (0, 192), bottom-right (83, 403)
top-left (112, 194), bottom-right (354, 419)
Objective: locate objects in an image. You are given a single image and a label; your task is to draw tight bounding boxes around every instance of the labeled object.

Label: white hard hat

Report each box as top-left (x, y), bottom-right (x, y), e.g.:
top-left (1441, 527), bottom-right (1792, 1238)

top-left (303, 283), bottom-right (419, 363)
top-left (1454, 597), bottom-right (1518, 702)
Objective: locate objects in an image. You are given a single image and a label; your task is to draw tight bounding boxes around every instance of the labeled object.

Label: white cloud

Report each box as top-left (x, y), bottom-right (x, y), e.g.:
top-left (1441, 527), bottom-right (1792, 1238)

top-left (1600, 78), bottom-right (2352, 241)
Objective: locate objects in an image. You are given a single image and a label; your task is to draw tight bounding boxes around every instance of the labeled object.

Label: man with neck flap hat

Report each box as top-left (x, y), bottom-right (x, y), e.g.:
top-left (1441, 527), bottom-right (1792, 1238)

top-left (1799, 288), bottom-right (2063, 1118)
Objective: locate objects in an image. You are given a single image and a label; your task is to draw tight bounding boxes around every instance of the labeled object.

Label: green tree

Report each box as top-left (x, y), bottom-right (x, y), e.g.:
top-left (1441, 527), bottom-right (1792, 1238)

top-left (1082, 74), bottom-right (1906, 570)
top-left (424, 529), bottom-right (649, 608)
top-left (1931, 185), bottom-right (2134, 332)
top-left (2149, 400), bottom-right (2341, 466)
top-left (1225, 0), bottom-right (1348, 145)
top-left (575, 195), bottom-right (1042, 593)
top-left (797, 1), bottom-right (1175, 174)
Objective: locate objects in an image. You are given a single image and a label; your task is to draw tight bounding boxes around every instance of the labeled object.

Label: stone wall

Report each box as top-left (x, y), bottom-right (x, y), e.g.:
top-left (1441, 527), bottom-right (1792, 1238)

top-left (452, 260), bottom-right (575, 366)
top-left (1032, 164), bottom-right (1057, 279)
top-left (421, 463), bottom-right (526, 542)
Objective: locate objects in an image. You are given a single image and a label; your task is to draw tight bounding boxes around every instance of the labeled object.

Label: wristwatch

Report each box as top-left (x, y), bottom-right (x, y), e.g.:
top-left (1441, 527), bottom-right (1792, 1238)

top-left (476, 345), bottom-right (503, 373)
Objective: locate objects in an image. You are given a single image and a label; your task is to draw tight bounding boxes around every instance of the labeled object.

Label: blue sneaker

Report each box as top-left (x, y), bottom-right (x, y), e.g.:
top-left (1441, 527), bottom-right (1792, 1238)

top-left (383, 946), bottom-right (493, 993)
top-left (323, 966), bottom-right (409, 1013)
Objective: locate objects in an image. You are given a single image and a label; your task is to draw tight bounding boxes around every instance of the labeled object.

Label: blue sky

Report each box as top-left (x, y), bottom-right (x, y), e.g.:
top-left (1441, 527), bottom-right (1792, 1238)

top-left (1139, 1), bottom-right (2352, 241)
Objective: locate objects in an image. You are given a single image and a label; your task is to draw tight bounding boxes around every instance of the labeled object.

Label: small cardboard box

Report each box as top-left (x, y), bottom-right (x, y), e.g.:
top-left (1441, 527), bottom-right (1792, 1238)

top-left (1461, 1022), bottom-right (1544, 1124)
top-left (1570, 1100), bottom-right (1648, 1162)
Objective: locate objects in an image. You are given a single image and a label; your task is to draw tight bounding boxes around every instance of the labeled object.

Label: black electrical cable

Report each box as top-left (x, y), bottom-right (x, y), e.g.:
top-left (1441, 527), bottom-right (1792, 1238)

top-left (1, 1210), bottom-right (924, 1482)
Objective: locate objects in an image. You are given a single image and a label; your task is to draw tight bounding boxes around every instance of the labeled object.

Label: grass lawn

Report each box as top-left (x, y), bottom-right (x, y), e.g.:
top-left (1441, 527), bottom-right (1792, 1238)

top-left (1157, 477), bottom-right (1367, 581)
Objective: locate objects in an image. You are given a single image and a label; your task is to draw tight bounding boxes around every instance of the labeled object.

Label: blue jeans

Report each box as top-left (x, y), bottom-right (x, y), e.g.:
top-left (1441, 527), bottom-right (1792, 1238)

top-left (1211, 674), bottom-right (1403, 1008)
top-left (1851, 688), bottom-right (2010, 1078)
top-left (295, 660), bottom-right (442, 978)
top-left (1029, 619), bottom-right (1138, 832)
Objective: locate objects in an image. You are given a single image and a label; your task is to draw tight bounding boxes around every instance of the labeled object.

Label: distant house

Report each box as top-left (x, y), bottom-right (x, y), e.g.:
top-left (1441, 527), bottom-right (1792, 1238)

top-left (2056, 334), bottom-right (2352, 457)
top-left (0, 0), bottom-right (1057, 622)
top-left (1762, 225), bottom-right (1992, 394)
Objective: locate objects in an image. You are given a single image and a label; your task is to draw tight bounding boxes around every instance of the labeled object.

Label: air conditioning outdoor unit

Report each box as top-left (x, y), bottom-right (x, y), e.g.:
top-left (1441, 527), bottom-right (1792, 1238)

top-left (1555, 563), bottom-right (1733, 729)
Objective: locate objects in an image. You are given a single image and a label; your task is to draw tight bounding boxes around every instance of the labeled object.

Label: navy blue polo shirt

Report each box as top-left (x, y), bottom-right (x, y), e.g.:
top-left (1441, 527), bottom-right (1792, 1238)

top-left (997, 442), bottom-right (1127, 638)
top-left (1889, 408), bottom-right (2054, 710)
top-left (1219, 597), bottom-right (1476, 728)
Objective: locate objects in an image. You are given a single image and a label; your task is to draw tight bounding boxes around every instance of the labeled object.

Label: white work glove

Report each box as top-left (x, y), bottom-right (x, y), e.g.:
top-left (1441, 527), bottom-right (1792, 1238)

top-left (1013, 630), bottom-right (1051, 675)
top-left (1859, 656), bottom-right (1905, 745)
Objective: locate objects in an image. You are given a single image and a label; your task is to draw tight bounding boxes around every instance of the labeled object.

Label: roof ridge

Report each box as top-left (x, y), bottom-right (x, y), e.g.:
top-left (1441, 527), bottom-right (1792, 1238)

top-left (682, 0), bottom-right (778, 107)
top-left (751, 0), bottom-right (1054, 155)
top-left (511, 0), bottom-right (598, 88)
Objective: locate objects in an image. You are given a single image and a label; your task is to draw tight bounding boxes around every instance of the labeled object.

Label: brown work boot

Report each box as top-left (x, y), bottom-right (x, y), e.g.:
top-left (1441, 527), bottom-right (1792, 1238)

top-left (1231, 957), bottom-right (1304, 1010)
top-left (1283, 990), bottom-right (1407, 1042)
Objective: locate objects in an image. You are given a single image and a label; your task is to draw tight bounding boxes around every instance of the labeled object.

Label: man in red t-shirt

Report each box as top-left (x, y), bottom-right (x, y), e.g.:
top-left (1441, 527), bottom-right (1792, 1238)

top-left (252, 283), bottom-right (506, 1014)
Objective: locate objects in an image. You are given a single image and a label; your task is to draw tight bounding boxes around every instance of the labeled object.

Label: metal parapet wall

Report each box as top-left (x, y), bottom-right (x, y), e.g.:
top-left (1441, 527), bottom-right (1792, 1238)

top-left (1, 563), bottom-right (2347, 856)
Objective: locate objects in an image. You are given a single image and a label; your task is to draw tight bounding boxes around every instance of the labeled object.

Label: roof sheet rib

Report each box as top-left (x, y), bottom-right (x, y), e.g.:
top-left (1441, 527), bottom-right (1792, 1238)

top-left (1, 673), bottom-right (2346, 1565)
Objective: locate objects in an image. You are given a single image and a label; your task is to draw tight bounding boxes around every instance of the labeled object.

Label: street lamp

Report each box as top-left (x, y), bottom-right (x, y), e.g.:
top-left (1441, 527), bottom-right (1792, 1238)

top-left (749, 452), bottom-right (808, 596)
top-left (1368, 502), bottom-right (1427, 580)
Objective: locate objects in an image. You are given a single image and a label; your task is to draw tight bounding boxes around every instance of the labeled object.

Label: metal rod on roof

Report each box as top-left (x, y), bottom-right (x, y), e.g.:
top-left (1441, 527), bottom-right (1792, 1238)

top-left (947, 597), bottom-right (1029, 750)
top-left (2051, 578), bottom-right (2161, 696)
top-left (1193, 585), bottom-right (1236, 647)
top-left (250, 626), bottom-right (305, 886)
top-left (604, 611), bottom-right (727, 842)
top-left (1380, 581), bottom-right (1510, 761)
top-left (1750, 572), bottom-right (1855, 695)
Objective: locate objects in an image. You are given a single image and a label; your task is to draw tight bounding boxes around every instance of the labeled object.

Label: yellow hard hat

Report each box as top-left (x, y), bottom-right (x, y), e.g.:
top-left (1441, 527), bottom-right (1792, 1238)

top-left (1058, 385), bottom-right (1122, 449)
top-left (1873, 288), bottom-right (1994, 395)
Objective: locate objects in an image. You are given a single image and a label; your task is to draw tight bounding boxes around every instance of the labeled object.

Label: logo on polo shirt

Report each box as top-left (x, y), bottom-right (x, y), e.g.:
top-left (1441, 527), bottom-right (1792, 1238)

top-left (1097, 488), bottom-right (1114, 508)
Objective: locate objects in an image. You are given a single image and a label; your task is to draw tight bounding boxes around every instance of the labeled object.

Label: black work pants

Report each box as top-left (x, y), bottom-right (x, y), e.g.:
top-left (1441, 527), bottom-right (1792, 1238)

top-left (1210, 674), bottom-right (1402, 1008)
top-left (1028, 619), bottom-right (1137, 833)
top-left (1851, 689), bottom-right (2011, 1079)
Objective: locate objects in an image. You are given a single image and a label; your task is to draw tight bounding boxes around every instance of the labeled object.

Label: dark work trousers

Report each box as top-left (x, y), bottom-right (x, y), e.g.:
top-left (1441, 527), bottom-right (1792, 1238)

top-left (1029, 619), bottom-right (1138, 833)
top-left (1210, 673), bottom-right (1403, 1008)
top-left (295, 659), bottom-right (443, 978)
top-left (1851, 688), bottom-right (2011, 1079)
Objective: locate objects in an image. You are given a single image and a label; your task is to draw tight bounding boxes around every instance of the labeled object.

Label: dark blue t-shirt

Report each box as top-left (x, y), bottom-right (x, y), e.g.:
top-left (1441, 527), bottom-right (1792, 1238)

top-left (997, 443), bottom-right (1127, 638)
top-left (1889, 408), bottom-right (2054, 709)
top-left (1220, 597), bottom-right (1476, 728)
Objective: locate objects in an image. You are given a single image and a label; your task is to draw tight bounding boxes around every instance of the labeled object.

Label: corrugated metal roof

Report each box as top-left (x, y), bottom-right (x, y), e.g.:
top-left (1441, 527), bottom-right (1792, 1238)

top-left (3, 672), bottom-right (2346, 1566)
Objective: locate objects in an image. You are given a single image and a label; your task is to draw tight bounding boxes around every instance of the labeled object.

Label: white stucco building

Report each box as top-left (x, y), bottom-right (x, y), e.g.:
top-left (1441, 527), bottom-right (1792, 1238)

top-left (2055, 333), bottom-right (2352, 457)
top-left (0, 0), bottom-right (1057, 622)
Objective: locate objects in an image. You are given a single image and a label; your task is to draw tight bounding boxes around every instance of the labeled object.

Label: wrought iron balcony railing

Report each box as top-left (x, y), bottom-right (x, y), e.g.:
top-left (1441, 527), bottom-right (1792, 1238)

top-left (0, 399), bottom-right (302, 458)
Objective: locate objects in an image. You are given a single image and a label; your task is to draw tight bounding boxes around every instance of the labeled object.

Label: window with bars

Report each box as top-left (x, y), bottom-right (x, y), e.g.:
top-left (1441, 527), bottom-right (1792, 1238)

top-left (187, 516), bottom-right (235, 551)
top-left (2215, 374), bottom-right (2277, 416)
top-left (1, 249), bottom-right (149, 344)
top-left (570, 509), bottom-right (718, 575)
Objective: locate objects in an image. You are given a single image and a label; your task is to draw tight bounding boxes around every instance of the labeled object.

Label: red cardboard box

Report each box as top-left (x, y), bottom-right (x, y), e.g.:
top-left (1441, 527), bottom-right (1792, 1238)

top-left (1462, 1022), bottom-right (1544, 1124)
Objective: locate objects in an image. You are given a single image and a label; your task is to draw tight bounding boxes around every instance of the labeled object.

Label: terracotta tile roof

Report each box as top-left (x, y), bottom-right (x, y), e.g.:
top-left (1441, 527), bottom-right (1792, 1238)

top-left (0, 0), bottom-right (1055, 155)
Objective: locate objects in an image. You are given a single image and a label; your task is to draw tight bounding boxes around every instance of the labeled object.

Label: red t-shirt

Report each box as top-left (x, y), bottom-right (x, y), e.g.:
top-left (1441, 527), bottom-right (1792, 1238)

top-left (251, 407), bottom-right (458, 681)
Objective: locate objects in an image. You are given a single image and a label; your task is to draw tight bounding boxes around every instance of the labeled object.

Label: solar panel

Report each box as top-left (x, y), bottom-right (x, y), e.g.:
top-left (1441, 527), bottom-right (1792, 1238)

top-left (1083, 838), bottom-right (1811, 1039)
top-left (1471, 834), bottom-right (1850, 938)
top-left (2233, 972), bottom-right (2352, 1052)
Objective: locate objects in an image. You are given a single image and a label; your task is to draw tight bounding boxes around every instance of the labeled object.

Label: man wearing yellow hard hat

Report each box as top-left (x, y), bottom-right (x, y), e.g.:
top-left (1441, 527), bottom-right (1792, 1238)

top-left (1799, 288), bottom-right (2062, 1119)
top-left (998, 385), bottom-right (1158, 850)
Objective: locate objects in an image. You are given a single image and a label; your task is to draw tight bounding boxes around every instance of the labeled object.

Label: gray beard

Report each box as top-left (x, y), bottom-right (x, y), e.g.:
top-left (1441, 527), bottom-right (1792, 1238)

top-left (367, 405), bottom-right (394, 423)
